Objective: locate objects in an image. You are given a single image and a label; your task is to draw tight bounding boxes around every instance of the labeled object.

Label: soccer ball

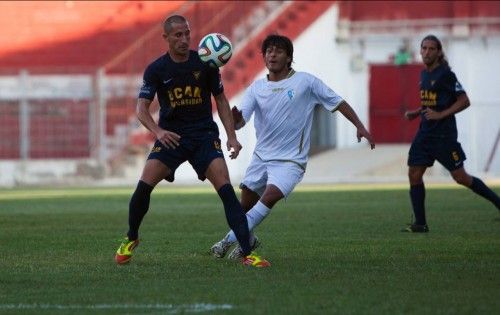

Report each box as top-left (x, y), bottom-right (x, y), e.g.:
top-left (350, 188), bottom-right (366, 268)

top-left (198, 33), bottom-right (233, 68)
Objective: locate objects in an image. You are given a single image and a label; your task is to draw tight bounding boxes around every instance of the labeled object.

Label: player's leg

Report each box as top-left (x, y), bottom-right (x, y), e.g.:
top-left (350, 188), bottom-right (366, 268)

top-left (241, 185), bottom-right (260, 212)
top-left (450, 167), bottom-right (500, 210)
top-left (236, 160), bottom-right (298, 237)
top-left (227, 161), bottom-right (304, 259)
top-left (227, 185), bottom-right (276, 241)
top-left (226, 184), bottom-right (283, 245)
top-left (403, 137), bottom-right (432, 232)
top-left (116, 139), bottom-right (185, 265)
top-left (438, 139), bottom-right (500, 211)
top-left (232, 162), bottom-right (302, 241)
top-left (210, 185), bottom-right (261, 258)
top-left (225, 184), bottom-right (282, 259)
top-left (128, 159), bottom-right (170, 239)
top-left (233, 186), bottom-right (261, 246)
top-left (216, 159), bottom-right (275, 248)
top-left (242, 184), bottom-right (283, 234)
top-left (204, 157), bottom-right (254, 256)
top-left (210, 155), bottom-right (267, 258)
top-left (240, 186), bottom-right (261, 246)
top-left (115, 158), bottom-right (171, 264)
top-left (205, 158), bottom-right (270, 267)
top-left (406, 165), bottom-right (428, 230)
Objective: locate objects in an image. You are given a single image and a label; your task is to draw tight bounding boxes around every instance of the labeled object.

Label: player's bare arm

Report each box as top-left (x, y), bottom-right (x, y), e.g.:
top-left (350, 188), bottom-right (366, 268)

top-left (136, 98), bottom-right (180, 149)
top-left (422, 93), bottom-right (470, 120)
top-left (337, 101), bottom-right (375, 149)
top-left (404, 108), bottom-right (422, 120)
top-left (214, 93), bottom-right (242, 159)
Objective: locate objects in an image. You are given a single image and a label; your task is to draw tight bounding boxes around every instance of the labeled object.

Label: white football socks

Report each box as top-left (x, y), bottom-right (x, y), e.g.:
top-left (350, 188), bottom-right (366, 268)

top-left (225, 200), bottom-right (271, 244)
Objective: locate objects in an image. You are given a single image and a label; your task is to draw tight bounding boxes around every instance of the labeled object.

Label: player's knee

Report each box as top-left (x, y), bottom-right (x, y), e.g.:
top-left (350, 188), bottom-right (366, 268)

top-left (453, 176), bottom-right (467, 186)
top-left (261, 188), bottom-right (284, 208)
top-left (451, 168), bottom-right (472, 187)
top-left (408, 170), bottom-right (423, 185)
top-left (452, 173), bottom-right (470, 186)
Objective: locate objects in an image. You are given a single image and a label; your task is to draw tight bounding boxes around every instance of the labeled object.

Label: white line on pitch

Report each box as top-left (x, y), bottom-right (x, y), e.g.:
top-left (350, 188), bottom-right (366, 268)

top-left (0, 303), bottom-right (234, 312)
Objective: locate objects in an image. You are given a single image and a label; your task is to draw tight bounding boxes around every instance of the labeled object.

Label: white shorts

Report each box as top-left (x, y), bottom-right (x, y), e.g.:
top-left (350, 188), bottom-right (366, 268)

top-left (240, 155), bottom-right (305, 198)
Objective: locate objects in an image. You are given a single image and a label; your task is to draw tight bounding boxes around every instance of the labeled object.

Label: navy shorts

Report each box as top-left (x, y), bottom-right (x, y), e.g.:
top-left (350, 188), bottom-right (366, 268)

top-left (147, 130), bottom-right (224, 182)
top-left (408, 135), bottom-right (466, 171)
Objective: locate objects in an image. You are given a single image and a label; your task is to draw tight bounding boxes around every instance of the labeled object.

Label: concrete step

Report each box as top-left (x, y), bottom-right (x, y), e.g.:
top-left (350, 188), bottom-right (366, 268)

top-left (302, 144), bottom-right (451, 184)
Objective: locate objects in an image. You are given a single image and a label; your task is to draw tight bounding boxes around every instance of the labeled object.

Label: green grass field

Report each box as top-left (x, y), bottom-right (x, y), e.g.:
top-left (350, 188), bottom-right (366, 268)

top-left (1, 184), bottom-right (499, 315)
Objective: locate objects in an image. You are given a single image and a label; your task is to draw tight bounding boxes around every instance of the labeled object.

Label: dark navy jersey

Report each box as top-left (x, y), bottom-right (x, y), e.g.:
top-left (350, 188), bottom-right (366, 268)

top-left (138, 50), bottom-right (224, 136)
top-left (418, 63), bottom-right (466, 139)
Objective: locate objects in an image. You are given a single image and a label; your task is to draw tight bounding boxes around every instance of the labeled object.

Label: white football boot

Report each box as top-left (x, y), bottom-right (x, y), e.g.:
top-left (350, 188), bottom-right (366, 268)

top-left (210, 236), bottom-right (234, 258)
top-left (227, 235), bottom-right (260, 260)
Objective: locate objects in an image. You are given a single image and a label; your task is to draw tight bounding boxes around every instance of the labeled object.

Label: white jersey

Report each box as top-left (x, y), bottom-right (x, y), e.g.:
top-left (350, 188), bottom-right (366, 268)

top-left (240, 71), bottom-right (344, 169)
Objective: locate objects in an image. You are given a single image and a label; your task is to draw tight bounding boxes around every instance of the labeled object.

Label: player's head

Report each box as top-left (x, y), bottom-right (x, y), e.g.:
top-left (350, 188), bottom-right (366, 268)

top-left (162, 15), bottom-right (190, 59)
top-left (261, 34), bottom-right (293, 72)
top-left (420, 34), bottom-right (449, 69)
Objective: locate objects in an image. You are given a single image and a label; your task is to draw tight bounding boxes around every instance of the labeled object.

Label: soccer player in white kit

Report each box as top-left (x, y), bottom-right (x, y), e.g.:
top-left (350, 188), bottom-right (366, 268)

top-left (211, 34), bottom-right (375, 259)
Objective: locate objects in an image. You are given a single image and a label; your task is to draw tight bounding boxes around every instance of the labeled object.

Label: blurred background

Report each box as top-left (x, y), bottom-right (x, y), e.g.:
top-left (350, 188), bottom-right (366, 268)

top-left (0, 0), bottom-right (498, 187)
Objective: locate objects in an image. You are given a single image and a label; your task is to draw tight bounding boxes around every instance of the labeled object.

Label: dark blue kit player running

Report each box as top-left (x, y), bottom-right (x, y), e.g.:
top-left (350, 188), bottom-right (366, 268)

top-left (115, 15), bottom-right (269, 267)
top-left (403, 35), bottom-right (500, 232)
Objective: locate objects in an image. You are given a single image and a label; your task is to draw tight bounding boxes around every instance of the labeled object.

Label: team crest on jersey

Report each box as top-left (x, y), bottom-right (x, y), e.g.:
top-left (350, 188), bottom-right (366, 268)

top-left (430, 80), bottom-right (436, 86)
top-left (213, 140), bottom-right (222, 152)
top-left (193, 71), bottom-right (201, 80)
top-left (287, 89), bottom-right (295, 100)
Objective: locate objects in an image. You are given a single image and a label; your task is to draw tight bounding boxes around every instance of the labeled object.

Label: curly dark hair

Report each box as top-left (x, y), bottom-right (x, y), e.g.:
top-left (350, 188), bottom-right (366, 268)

top-left (261, 34), bottom-right (294, 68)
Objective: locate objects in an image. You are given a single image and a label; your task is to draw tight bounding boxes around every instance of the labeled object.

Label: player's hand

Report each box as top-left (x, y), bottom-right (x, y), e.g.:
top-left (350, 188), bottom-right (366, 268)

top-left (226, 137), bottom-right (242, 159)
top-left (232, 106), bottom-right (245, 130)
top-left (404, 109), bottom-right (420, 121)
top-left (422, 108), bottom-right (443, 120)
top-left (357, 127), bottom-right (375, 150)
top-left (155, 129), bottom-right (180, 149)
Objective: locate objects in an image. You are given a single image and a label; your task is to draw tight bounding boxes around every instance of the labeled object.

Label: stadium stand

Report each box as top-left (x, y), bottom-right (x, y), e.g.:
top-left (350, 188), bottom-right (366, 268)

top-left (0, 1), bottom-right (186, 73)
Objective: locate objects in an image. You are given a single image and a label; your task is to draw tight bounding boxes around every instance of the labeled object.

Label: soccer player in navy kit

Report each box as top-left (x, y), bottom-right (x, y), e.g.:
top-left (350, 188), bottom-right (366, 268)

top-left (403, 35), bottom-right (500, 232)
top-left (114, 15), bottom-right (269, 267)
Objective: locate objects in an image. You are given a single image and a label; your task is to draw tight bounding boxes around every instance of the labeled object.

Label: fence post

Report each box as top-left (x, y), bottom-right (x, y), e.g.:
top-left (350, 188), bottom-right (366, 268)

top-left (19, 69), bottom-right (30, 160)
top-left (92, 68), bottom-right (107, 168)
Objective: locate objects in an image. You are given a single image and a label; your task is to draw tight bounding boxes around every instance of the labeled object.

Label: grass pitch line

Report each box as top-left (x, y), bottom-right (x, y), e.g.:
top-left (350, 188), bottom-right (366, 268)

top-left (0, 303), bottom-right (234, 312)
